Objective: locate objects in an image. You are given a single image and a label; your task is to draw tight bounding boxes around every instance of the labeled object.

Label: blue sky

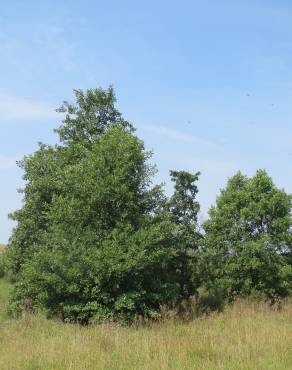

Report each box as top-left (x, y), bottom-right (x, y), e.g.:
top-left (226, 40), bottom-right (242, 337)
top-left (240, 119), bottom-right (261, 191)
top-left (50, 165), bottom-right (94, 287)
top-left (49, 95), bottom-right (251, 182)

top-left (1, 0), bottom-right (292, 243)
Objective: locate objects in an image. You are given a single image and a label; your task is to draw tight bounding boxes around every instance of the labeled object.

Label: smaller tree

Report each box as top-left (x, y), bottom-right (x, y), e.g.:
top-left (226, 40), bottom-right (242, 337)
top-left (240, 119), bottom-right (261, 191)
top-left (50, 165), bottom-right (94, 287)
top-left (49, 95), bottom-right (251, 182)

top-left (202, 170), bottom-right (292, 300)
top-left (167, 170), bottom-right (202, 298)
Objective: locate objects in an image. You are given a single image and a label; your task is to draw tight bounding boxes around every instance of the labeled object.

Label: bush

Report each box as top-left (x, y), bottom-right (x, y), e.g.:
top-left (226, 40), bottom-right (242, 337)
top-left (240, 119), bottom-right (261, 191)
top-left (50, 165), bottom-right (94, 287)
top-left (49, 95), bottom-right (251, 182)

top-left (195, 286), bottom-right (225, 315)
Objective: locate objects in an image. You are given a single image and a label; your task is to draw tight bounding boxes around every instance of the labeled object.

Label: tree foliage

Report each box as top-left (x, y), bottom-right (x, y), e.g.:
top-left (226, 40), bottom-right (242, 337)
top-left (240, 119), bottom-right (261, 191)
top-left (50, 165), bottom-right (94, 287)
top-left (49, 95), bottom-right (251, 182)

top-left (203, 170), bottom-right (292, 300)
top-left (7, 87), bottom-right (292, 323)
top-left (8, 87), bottom-right (202, 323)
top-left (55, 86), bottom-right (132, 146)
top-left (167, 170), bottom-right (202, 298)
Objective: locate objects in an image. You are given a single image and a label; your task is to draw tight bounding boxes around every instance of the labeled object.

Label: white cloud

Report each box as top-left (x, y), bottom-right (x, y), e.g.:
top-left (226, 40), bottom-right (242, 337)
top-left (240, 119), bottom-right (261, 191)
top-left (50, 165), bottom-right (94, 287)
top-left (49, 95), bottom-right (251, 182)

top-left (0, 94), bottom-right (57, 121)
top-left (139, 125), bottom-right (220, 149)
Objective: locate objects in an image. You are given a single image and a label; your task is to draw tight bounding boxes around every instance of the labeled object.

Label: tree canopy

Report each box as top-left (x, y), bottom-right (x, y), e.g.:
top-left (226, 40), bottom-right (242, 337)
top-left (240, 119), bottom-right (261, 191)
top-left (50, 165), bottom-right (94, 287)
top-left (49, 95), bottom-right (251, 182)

top-left (202, 170), bottom-right (292, 300)
top-left (6, 87), bottom-right (292, 323)
top-left (8, 87), bottom-right (201, 323)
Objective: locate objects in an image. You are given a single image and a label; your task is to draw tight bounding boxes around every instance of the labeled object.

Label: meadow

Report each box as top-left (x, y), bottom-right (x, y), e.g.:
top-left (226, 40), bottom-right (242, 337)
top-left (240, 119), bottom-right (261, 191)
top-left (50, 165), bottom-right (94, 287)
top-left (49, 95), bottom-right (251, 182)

top-left (0, 278), bottom-right (291, 370)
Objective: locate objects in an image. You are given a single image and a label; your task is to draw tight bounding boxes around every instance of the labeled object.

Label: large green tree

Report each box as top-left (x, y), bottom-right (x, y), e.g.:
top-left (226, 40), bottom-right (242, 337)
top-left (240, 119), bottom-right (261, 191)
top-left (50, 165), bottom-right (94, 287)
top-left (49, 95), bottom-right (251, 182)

top-left (8, 87), bottom-right (201, 323)
top-left (202, 170), bottom-right (292, 300)
top-left (8, 87), bottom-right (132, 273)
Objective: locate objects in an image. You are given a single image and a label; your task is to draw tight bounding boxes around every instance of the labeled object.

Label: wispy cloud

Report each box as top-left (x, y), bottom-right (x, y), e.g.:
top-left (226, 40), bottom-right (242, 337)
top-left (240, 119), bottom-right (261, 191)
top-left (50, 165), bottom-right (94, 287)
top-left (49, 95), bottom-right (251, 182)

top-left (138, 125), bottom-right (220, 149)
top-left (0, 94), bottom-right (57, 121)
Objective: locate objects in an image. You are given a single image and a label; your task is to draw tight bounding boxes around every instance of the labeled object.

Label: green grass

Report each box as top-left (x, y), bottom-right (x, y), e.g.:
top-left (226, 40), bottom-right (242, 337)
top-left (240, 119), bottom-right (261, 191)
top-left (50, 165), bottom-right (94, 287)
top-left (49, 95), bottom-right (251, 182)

top-left (0, 278), bottom-right (291, 370)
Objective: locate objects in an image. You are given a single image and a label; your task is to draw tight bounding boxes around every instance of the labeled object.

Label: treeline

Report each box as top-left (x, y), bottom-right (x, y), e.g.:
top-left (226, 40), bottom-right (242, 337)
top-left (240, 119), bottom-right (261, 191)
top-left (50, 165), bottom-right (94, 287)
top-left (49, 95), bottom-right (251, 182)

top-left (4, 87), bottom-right (292, 324)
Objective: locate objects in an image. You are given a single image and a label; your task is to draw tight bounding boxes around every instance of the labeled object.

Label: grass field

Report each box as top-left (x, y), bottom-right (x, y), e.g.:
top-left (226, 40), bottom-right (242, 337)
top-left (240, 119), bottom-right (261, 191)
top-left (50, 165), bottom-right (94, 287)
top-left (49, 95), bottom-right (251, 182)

top-left (0, 278), bottom-right (291, 370)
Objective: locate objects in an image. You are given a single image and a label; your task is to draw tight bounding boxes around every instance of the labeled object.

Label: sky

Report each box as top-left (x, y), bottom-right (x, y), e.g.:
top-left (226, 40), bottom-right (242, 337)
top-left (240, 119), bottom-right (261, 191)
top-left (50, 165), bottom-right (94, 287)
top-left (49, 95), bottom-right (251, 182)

top-left (1, 0), bottom-right (292, 243)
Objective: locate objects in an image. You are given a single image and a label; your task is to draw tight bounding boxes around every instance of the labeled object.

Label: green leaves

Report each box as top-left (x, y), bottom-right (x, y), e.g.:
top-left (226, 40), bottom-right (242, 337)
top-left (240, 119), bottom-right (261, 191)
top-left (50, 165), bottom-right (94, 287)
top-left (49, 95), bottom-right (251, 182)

top-left (8, 87), bottom-right (193, 323)
top-left (55, 87), bottom-right (133, 147)
top-left (203, 170), bottom-right (292, 300)
top-left (8, 86), bottom-right (291, 324)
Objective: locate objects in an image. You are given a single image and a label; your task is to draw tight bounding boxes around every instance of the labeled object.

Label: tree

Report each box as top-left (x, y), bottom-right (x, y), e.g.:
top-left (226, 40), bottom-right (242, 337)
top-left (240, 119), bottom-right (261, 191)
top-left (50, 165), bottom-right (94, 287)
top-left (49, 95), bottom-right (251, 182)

top-left (55, 86), bottom-right (132, 147)
top-left (202, 170), bottom-right (292, 300)
top-left (8, 87), bottom-right (132, 274)
top-left (8, 87), bottom-right (198, 323)
top-left (167, 170), bottom-right (202, 298)
top-left (168, 170), bottom-right (200, 230)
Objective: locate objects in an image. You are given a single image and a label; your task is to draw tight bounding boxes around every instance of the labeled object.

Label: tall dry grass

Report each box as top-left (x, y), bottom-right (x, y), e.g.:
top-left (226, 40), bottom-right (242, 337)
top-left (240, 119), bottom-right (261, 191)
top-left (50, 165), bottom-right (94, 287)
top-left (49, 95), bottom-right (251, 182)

top-left (0, 278), bottom-right (291, 370)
